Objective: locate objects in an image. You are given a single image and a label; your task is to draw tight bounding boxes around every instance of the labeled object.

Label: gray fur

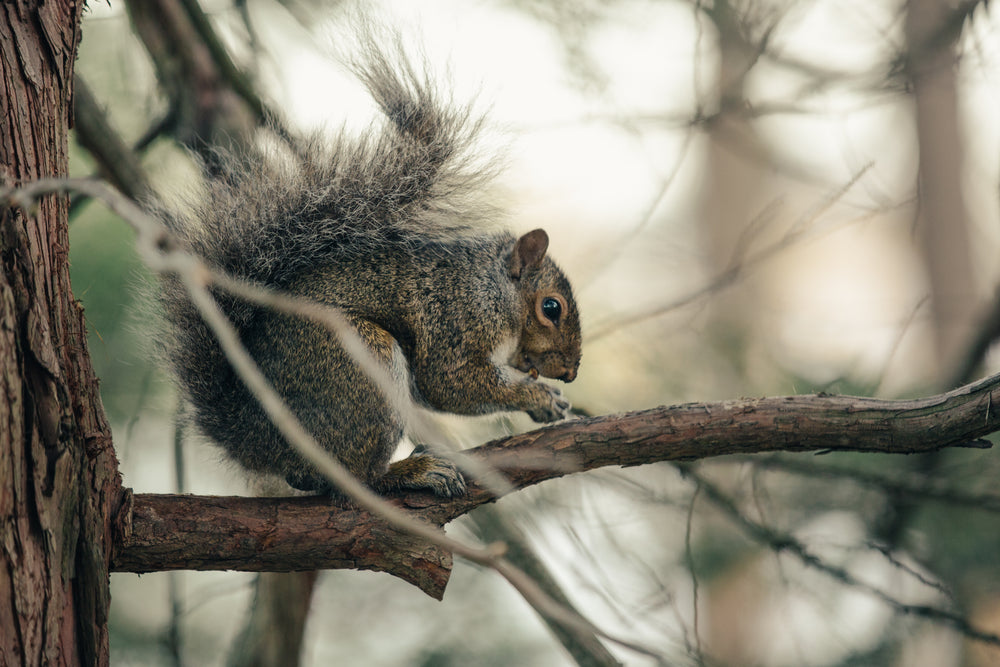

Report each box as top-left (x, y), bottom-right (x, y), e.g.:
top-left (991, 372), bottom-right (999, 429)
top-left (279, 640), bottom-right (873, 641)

top-left (155, 39), bottom-right (582, 496)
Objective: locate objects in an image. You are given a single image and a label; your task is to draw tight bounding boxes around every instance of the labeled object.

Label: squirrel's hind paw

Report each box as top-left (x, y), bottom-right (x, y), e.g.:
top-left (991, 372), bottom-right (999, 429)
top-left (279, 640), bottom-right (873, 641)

top-left (285, 470), bottom-right (333, 494)
top-left (383, 447), bottom-right (467, 498)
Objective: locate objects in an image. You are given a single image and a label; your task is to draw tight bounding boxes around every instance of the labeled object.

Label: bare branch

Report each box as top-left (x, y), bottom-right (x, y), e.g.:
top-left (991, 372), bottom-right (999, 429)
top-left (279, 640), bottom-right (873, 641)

top-left (112, 372), bottom-right (1000, 588)
top-left (587, 164), bottom-right (878, 341)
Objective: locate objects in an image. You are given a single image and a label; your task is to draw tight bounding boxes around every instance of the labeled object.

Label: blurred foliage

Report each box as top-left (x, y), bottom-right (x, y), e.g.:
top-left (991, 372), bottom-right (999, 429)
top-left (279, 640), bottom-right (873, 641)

top-left (66, 165), bottom-right (164, 423)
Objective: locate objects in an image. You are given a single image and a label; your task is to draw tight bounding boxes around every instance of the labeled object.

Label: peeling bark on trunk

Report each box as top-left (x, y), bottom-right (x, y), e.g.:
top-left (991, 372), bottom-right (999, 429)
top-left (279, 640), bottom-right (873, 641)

top-left (0, 2), bottom-right (121, 665)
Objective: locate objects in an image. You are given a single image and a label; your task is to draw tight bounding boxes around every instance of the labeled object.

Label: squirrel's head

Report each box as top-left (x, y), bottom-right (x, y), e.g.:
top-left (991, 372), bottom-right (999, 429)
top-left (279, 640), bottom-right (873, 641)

top-left (508, 229), bottom-right (582, 383)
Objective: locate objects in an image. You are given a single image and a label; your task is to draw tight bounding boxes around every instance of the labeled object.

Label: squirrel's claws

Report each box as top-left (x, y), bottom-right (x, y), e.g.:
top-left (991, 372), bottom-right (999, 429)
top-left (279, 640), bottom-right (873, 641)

top-left (427, 469), bottom-right (467, 498)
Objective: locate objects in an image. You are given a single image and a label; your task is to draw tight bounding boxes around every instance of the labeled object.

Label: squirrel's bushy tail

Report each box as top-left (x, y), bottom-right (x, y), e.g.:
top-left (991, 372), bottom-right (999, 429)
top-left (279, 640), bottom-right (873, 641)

top-left (166, 37), bottom-right (496, 296)
top-left (155, 36), bottom-right (498, 450)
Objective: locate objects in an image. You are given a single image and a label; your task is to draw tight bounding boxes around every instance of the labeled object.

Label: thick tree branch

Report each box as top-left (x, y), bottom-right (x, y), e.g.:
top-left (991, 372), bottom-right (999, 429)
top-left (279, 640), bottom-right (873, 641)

top-left (113, 372), bottom-right (1000, 598)
top-left (112, 490), bottom-right (453, 596)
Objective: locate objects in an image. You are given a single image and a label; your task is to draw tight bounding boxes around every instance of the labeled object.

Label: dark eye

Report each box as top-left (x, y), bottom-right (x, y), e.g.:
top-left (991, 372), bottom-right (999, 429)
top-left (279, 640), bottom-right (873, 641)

top-left (541, 297), bottom-right (561, 323)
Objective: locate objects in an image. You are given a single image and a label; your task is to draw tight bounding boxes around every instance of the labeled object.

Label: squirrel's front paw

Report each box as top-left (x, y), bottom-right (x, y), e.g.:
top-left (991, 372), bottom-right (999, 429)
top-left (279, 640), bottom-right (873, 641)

top-left (525, 382), bottom-right (572, 423)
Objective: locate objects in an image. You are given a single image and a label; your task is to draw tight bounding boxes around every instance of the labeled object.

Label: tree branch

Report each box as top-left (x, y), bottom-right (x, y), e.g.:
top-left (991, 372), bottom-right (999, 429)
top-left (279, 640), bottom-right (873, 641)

top-left (112, 490), bottom-right (453, 597)
top-left (112, 372), bottom-right (1000, 598)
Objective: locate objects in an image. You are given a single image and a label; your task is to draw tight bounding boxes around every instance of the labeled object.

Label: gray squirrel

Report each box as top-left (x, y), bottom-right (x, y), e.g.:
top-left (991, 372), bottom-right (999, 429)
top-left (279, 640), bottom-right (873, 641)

top-left (156, 40), bottom-right (582, 497)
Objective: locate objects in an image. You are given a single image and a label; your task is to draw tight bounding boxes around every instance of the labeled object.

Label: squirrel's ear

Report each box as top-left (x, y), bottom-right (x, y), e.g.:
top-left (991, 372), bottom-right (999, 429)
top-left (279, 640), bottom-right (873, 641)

top-left (509, 229), bottom-right (549, 279)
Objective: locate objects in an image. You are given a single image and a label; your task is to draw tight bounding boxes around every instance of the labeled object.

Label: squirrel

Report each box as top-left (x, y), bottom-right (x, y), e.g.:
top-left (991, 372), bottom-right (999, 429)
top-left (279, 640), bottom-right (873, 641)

top-left (155, 40), bottom-right (582, 498)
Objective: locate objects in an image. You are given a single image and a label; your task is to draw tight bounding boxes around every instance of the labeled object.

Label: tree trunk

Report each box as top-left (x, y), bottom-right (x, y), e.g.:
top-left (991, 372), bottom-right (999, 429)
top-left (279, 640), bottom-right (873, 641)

top-left (906, 0), bottom-right (976, 380)
top-left (0, 2), bottom-right (121, 666)
top-left (227, 572), bottom-right (319, 667)
top-left (696, 0), bottom-right (771, 376)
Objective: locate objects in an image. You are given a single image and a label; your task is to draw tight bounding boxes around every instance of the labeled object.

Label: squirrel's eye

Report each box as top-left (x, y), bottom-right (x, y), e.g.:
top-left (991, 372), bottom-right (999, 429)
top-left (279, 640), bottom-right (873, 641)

top-left (541, 297), bottom-right (561, 323)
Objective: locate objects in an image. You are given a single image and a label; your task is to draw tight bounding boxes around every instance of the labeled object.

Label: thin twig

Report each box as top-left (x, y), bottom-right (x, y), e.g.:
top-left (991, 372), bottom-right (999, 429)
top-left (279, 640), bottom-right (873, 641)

top-left (587, 164), bottom-right (877, 341)
top-left (681, 465), bottom-right (1000, 647)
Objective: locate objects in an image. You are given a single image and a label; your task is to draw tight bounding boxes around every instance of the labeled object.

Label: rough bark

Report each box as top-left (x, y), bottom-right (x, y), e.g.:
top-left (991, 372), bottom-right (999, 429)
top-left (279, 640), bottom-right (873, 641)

top-left (112, 372), bottom-right (1000, 599)
top-left (0, 2), bottom-right (120, 666)
top-left (112, 491), bottom-right (452, 596)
